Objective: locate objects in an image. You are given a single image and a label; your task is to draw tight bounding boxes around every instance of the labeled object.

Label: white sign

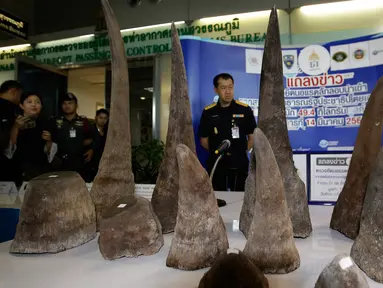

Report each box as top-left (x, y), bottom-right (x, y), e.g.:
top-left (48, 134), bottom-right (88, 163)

top-left (293, 154), bottom-right (307, 191)
top-left (310, 154), bottom-right (351, 202)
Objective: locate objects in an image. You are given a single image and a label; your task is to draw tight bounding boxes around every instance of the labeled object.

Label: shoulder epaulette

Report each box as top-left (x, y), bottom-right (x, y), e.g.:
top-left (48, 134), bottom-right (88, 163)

top-left (235, 100), bottom-right (248, 107)
top-left (204, 103), bottom-right (217, 110)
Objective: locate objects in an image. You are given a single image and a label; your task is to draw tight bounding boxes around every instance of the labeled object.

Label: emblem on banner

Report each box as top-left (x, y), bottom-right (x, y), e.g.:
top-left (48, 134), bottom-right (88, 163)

top-left (372, 49), bottom-right (383, 56)
top-left (248, 56), bottom-right (259, 66)
top-left (298, 45), bottom-right (330, 76)
top-left (354, 49), bottom-right (364, 60)
top-left (332, 51), bottom-right (348, 62)
top-left (319, 139), bottom-right (329, 148)
top-left (309, 50), bottom-right (320, 69)
top-left (283, 55), bottom-right (295, 69)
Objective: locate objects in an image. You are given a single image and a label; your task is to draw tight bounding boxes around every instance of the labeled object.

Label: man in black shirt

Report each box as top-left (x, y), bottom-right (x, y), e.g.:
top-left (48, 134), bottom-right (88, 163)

top-left (86, 108), bottom-right (109, 182)
top-left (0, 80), bottom-right (23, 182)
top-left (198, 73), bottom-right (257, 191)
top-left (51, 93), bottom-right (100, 180)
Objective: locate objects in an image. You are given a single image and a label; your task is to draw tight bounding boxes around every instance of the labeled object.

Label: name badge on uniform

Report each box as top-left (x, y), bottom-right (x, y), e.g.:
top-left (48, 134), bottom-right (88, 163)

top-left (232, 125), bottom-right (239, 139)
top-left (69, 127), bottom-right (76, 138)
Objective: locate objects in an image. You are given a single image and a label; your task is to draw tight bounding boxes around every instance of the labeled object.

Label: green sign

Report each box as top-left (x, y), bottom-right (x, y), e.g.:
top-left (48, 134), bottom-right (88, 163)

top-left (0, 18), bottom-right (268, 71)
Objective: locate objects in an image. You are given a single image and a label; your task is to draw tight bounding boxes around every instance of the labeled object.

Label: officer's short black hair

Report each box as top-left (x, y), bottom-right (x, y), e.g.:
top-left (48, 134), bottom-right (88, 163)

top-left (0, 80), bottom-right (23, 94)
top-left (61, 92), bottom-right (78, 104)
top-left (96, 108), bottom-right (109, 117)
top-left (213, 73), bottom-right (234, 88)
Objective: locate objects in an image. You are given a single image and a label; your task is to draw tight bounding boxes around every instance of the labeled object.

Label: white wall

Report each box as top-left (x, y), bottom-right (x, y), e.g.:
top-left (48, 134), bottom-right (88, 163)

top-left (0, 71), bottom-right (15, 85)
top-left (67, 67), bottom-right (105, 119)
top-left (156, 53), bottom-right (171, 143)
top-left (291, 4), bottom-right (383, 44)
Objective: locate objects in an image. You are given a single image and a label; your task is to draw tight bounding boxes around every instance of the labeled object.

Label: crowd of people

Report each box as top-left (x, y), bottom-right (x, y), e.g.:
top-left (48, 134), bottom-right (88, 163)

top-left (0, 80), bottom-right (109, 187)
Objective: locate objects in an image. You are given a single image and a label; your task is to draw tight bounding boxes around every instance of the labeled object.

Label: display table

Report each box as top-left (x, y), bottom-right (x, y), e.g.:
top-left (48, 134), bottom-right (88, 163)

top-left (0, 192), bottom-right (381, 288)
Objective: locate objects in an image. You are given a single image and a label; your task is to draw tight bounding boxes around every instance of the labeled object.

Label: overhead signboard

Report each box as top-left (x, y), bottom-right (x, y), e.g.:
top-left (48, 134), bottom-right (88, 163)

top-left (0, 8), bottom-right (28, 40)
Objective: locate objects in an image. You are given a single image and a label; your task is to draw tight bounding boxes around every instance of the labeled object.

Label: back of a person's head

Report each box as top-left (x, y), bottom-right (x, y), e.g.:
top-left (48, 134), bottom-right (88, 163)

top-left (198, 250), bottom-right (269, 288)
top-left (0, 80), bottom-right (23, 94)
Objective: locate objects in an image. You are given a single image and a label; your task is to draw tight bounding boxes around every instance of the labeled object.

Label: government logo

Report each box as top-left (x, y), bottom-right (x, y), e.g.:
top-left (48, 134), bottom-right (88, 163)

top-left (283, 55), bottom-right (295, 69)
top-left (248, 55), bottom-right (259, 66)
top-left (298, 45), bottom-right (330, 76)
top-left (332, 51), bottom-right (348, 62)
top-left (354, 49), bottom-right (364, 60)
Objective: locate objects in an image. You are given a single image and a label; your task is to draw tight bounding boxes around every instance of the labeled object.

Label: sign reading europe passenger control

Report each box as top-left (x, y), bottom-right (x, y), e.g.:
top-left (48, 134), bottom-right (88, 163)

top-left (0, 9), bottom-right (28, 40)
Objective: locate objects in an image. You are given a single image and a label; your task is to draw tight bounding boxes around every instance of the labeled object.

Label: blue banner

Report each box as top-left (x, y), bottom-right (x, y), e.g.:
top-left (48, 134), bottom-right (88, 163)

top-left (181, 34), bottom-right (383, 166)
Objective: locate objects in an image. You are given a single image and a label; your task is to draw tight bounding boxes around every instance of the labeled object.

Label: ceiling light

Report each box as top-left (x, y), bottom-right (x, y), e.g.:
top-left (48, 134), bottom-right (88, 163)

top-left (78, 34), bottom-right (95, 38)
top-left (0, 44), bottom-right (31, 51)
top-left (199, 10), bottom-right (271, 23)
top-left (144, 87), bottom-right (154, 92)
top-left (300, 0), bottom-right (383, 15)
top-left (140, 97), bottom-right (146, 100)
top-left (120, 21), bottom-right (185, 33)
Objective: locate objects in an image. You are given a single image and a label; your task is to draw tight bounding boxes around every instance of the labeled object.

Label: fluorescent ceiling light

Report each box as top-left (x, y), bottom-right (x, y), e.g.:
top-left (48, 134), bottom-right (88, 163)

top-left (121, 21), bottom-right (185, 33)
top-left (300, 0), bottom-right (383, 15)
top-left (0, 43), bottom-right (31, 51)
top-left (78, 34), bottom-right (95, 38)
top-left (199, 10), bottom-right (271, 23)
top-left (140, 97), bottom-right (146, 100)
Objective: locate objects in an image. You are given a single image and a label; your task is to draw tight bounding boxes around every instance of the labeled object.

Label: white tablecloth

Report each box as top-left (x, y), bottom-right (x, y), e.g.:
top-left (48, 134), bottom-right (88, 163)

top-left (0, 192), bottom-right (381, 288)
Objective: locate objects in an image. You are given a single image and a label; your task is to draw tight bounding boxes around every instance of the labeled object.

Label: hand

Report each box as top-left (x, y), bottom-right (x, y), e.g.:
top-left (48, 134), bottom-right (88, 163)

top-left (42, 131), bottom-right (52, 142)
top-left (84, 149), bottom-right (94, 163)
top-left (83, 138), bottom-right (93, 146)
top-left (14, 115), bottom-right (30, 128)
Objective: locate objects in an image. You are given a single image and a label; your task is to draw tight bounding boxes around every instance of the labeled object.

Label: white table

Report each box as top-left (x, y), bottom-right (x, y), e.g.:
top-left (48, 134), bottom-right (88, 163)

top-left (0, 192), bottom-right (381, 288)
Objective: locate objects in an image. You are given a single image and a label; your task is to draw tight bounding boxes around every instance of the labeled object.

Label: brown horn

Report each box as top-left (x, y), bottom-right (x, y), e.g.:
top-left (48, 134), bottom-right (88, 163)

top-left (257, 6), bottom-right (312, 238)
top-left (90, 0), bottom-right (135, 229)
top-left (150, 22), bottom-right (196, 233)
top-left (331, 76), bottom-right (383, 239)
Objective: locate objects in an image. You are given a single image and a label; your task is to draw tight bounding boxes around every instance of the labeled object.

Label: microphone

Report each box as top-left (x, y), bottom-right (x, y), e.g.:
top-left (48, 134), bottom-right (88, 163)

top-left (215, 139), bottom-right (231, 154)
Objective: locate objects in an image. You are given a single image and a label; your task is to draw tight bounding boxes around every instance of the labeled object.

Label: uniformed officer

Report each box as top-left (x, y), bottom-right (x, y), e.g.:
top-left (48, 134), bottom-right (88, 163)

top-left (198, 73), bottom-right (257, 191)
top-left (0, 80), bottom-right (23, 183)
top-left (51, 93), bottom-right (100, 180)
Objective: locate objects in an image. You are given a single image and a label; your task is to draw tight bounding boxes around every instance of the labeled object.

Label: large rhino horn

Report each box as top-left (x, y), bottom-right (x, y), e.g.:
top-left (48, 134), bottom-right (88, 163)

top-left (90, 0), bottom-right (135, 229)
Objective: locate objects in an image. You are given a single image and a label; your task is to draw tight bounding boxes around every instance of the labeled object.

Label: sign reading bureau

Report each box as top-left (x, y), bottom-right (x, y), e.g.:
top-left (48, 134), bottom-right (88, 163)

top-left (0, 9), bottom-right (28, 40)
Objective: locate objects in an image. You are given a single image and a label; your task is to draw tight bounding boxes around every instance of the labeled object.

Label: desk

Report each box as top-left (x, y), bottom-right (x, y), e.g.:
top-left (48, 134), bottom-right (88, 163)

top-left (0, 192), bottom-right (382, 288)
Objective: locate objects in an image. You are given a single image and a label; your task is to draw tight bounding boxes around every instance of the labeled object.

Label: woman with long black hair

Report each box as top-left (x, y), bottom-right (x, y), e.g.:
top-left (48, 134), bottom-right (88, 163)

top-left (4, 92), bottom-right (57, 185)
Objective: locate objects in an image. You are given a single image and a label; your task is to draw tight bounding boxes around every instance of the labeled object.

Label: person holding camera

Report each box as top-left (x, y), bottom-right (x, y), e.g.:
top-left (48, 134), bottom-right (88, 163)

top-left (4, 92), bottom-right (57, 185)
